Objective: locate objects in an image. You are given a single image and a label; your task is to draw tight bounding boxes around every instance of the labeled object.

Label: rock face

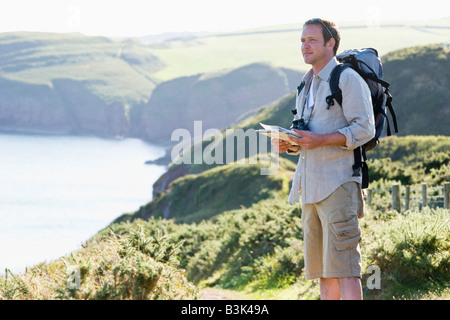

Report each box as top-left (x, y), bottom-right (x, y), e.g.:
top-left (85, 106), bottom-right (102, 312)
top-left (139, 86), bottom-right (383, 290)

top-left (0, 77), bottom-right (129, 137)
top-left (0, 77), bottom-right (70, 134)
top-left (51, 79), bottom-right (129, 137)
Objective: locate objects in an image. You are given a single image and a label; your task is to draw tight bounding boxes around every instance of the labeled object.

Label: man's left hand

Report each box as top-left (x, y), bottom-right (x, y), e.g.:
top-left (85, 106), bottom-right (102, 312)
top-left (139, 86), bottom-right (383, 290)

top-left (289, 129), bottom-right (347, 149)
top-left (289, 129), bottom-right (325, 149)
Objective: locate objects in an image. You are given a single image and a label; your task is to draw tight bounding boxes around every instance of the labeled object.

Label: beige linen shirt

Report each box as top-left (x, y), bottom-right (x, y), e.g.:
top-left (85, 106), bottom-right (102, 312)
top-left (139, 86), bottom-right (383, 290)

top-left (288, 57), bottom-right (375, 204)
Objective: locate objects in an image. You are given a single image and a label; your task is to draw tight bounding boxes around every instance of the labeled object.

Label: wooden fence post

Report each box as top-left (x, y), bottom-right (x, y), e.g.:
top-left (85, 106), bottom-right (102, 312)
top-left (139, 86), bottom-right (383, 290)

top-left (392, 183), bottom-right (401, 212)
top-left (422, 183), bottom-right (427, 208)
top-left (367, 189), bottom-right (373, 207)
top-left (405, 185), bottom-right (410, 211)
top-left (444, 182), bottom-right (450, 209)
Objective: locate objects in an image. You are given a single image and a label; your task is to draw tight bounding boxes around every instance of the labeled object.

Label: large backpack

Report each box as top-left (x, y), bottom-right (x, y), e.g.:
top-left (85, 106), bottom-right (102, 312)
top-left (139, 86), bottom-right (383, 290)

top-left (294, 48), bottom-right (399, 188)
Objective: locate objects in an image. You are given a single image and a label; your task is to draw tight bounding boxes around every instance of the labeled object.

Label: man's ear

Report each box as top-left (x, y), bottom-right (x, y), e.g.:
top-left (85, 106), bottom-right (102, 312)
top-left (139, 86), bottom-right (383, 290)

top-left (327, 38), bottom-right (336, 52)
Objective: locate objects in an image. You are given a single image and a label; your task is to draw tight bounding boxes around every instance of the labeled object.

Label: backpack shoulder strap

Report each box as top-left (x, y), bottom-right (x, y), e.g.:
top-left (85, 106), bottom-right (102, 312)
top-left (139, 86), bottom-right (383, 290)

top-left (353, 146), bottom-right (369, 188)
top-left (385, 89), bottom-right (399, 135)
top-left (297, 80), bottom-right (306, 96)
top-left (325, 63), bottom-right (351, 109)
top-left (292, 80), bottom-right (306, 115)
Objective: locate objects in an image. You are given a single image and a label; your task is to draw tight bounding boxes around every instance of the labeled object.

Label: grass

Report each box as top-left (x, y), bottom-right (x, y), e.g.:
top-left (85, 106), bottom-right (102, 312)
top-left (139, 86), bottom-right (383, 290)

top-left (124, 155), bottom-right (295, 224)
top-left (361, 207), bottom-right (449, 299)
top-left (0, 226), bottom-right (198, 300)
top-left (200, 206), bottom-right (449, 300)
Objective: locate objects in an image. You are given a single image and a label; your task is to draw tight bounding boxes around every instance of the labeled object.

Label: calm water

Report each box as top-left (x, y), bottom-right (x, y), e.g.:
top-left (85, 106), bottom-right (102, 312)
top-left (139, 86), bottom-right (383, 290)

top-left (0, 133), bottom-right (167, 274)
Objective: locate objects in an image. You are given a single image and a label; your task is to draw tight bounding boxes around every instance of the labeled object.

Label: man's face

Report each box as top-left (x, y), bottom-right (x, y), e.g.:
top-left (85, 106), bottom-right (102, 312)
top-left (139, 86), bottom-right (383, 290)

top-left (301, 24), bottom-right (330, 66)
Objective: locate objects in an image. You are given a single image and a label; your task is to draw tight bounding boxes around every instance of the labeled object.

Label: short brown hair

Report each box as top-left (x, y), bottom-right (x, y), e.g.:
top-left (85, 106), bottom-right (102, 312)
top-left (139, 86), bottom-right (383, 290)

top-left (303, 18), bottom-right (340, 55)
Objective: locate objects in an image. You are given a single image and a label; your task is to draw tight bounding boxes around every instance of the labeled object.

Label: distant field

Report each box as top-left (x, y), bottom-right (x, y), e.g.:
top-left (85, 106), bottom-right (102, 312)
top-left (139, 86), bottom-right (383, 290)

top-left (0, 32), bottom-right (162, 104)
top-left (149, 19), bottom-right (450, 81)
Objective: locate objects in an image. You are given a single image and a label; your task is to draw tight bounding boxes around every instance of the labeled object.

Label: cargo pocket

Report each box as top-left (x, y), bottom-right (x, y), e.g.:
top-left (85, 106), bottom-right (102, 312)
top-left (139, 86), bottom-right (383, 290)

top-left (331, 216), bottom-right (361, 251)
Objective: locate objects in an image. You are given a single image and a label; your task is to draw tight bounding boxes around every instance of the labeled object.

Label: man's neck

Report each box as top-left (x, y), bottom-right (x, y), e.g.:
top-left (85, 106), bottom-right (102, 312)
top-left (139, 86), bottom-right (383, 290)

top-left (312, 54), bottom-right (334, 75)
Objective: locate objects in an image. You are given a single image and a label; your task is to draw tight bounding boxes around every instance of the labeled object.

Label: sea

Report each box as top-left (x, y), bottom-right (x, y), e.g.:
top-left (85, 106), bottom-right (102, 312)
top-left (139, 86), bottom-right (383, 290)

top-left (0, 133), bottom-right (167, 275)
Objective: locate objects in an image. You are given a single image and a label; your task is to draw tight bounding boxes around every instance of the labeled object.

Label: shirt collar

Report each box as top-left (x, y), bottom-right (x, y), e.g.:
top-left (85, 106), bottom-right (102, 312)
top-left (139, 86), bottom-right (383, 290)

top-left (302, 56), bottom-right (338, 84)
top-left (317, 56), bottom-right (338, 81)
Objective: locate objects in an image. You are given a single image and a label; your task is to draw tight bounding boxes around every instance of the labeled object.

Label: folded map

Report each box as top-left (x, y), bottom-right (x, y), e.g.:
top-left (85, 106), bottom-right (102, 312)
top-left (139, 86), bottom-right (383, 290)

top-left (256, 123), bottom-right (302, 146)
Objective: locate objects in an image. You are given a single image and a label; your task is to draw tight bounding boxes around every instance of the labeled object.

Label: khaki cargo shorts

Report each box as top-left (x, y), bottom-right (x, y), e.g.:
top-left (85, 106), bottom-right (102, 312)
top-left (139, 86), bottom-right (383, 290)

top-left (301, 181), bottom-right (364, 280)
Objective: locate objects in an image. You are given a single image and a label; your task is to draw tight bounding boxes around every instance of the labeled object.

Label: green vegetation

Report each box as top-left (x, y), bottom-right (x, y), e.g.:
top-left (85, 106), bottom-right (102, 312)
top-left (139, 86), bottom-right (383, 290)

top-left (362, 208), bottom-right (449, 299)
top-left (0, 226), bottom-right (197, 300)
top-left (382, 44), bottom-right (450, 136)
top-left (367, 136), bottom-right (450, 186)
top-left (122, 157), bottom-right (294, 224)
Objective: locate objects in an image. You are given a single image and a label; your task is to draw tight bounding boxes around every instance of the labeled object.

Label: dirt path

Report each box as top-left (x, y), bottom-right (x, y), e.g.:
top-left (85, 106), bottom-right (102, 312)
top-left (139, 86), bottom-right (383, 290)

top-left (199, 289), bottom-right (229, 300)
top-left (199, 288), bottom-right (250, 300)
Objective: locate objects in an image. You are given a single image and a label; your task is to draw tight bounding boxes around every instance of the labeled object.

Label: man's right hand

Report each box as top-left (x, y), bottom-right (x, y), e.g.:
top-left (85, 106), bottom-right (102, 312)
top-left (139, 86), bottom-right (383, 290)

top-left (271, 138), bottom-right (300, 153)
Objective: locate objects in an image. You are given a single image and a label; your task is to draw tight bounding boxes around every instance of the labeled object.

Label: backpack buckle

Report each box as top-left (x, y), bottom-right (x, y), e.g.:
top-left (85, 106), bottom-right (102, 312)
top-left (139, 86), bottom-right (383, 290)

top-left (325, 95), bottom-right (334, 109)
top-left (352, 167), bottom-right (361, 177)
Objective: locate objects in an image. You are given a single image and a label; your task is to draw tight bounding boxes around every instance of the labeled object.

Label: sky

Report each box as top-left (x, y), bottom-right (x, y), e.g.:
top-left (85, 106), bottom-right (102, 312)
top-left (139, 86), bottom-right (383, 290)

top-left (0, 0), bottom-right (449, 38)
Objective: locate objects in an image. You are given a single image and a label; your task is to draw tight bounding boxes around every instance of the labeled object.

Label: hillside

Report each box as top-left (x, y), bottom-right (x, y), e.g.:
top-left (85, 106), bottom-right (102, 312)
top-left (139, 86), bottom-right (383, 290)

top-left (0, 32), bottom-right (162, 103)
top-left (108, 124), bottom-right (449, 300)
top-left (132, 63), bottom-right (301, 144)
top-left (119, 156), bottom-right (296, 224)
top-left (382, 44), bottom-right (450, 135)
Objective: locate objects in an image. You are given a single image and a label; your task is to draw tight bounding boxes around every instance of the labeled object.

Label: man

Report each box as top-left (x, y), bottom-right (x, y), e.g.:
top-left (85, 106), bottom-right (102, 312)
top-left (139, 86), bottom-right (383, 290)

top-left (271, 18), bottom-right (375, 300)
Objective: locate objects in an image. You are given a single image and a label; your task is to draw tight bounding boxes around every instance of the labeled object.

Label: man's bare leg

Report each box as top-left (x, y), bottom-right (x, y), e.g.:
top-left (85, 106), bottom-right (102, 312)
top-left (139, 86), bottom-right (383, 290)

top-left (338, 277), bottom-right (363, 300)
top-left (320, 277), bottom-right (362, 300)
top-left (320, 278), bottom-right (341, 300)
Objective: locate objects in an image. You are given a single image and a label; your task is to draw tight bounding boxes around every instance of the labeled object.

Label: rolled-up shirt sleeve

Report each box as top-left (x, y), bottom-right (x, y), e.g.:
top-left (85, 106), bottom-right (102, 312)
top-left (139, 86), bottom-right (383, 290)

top-left (337, 70), bottom-right (376, 150)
